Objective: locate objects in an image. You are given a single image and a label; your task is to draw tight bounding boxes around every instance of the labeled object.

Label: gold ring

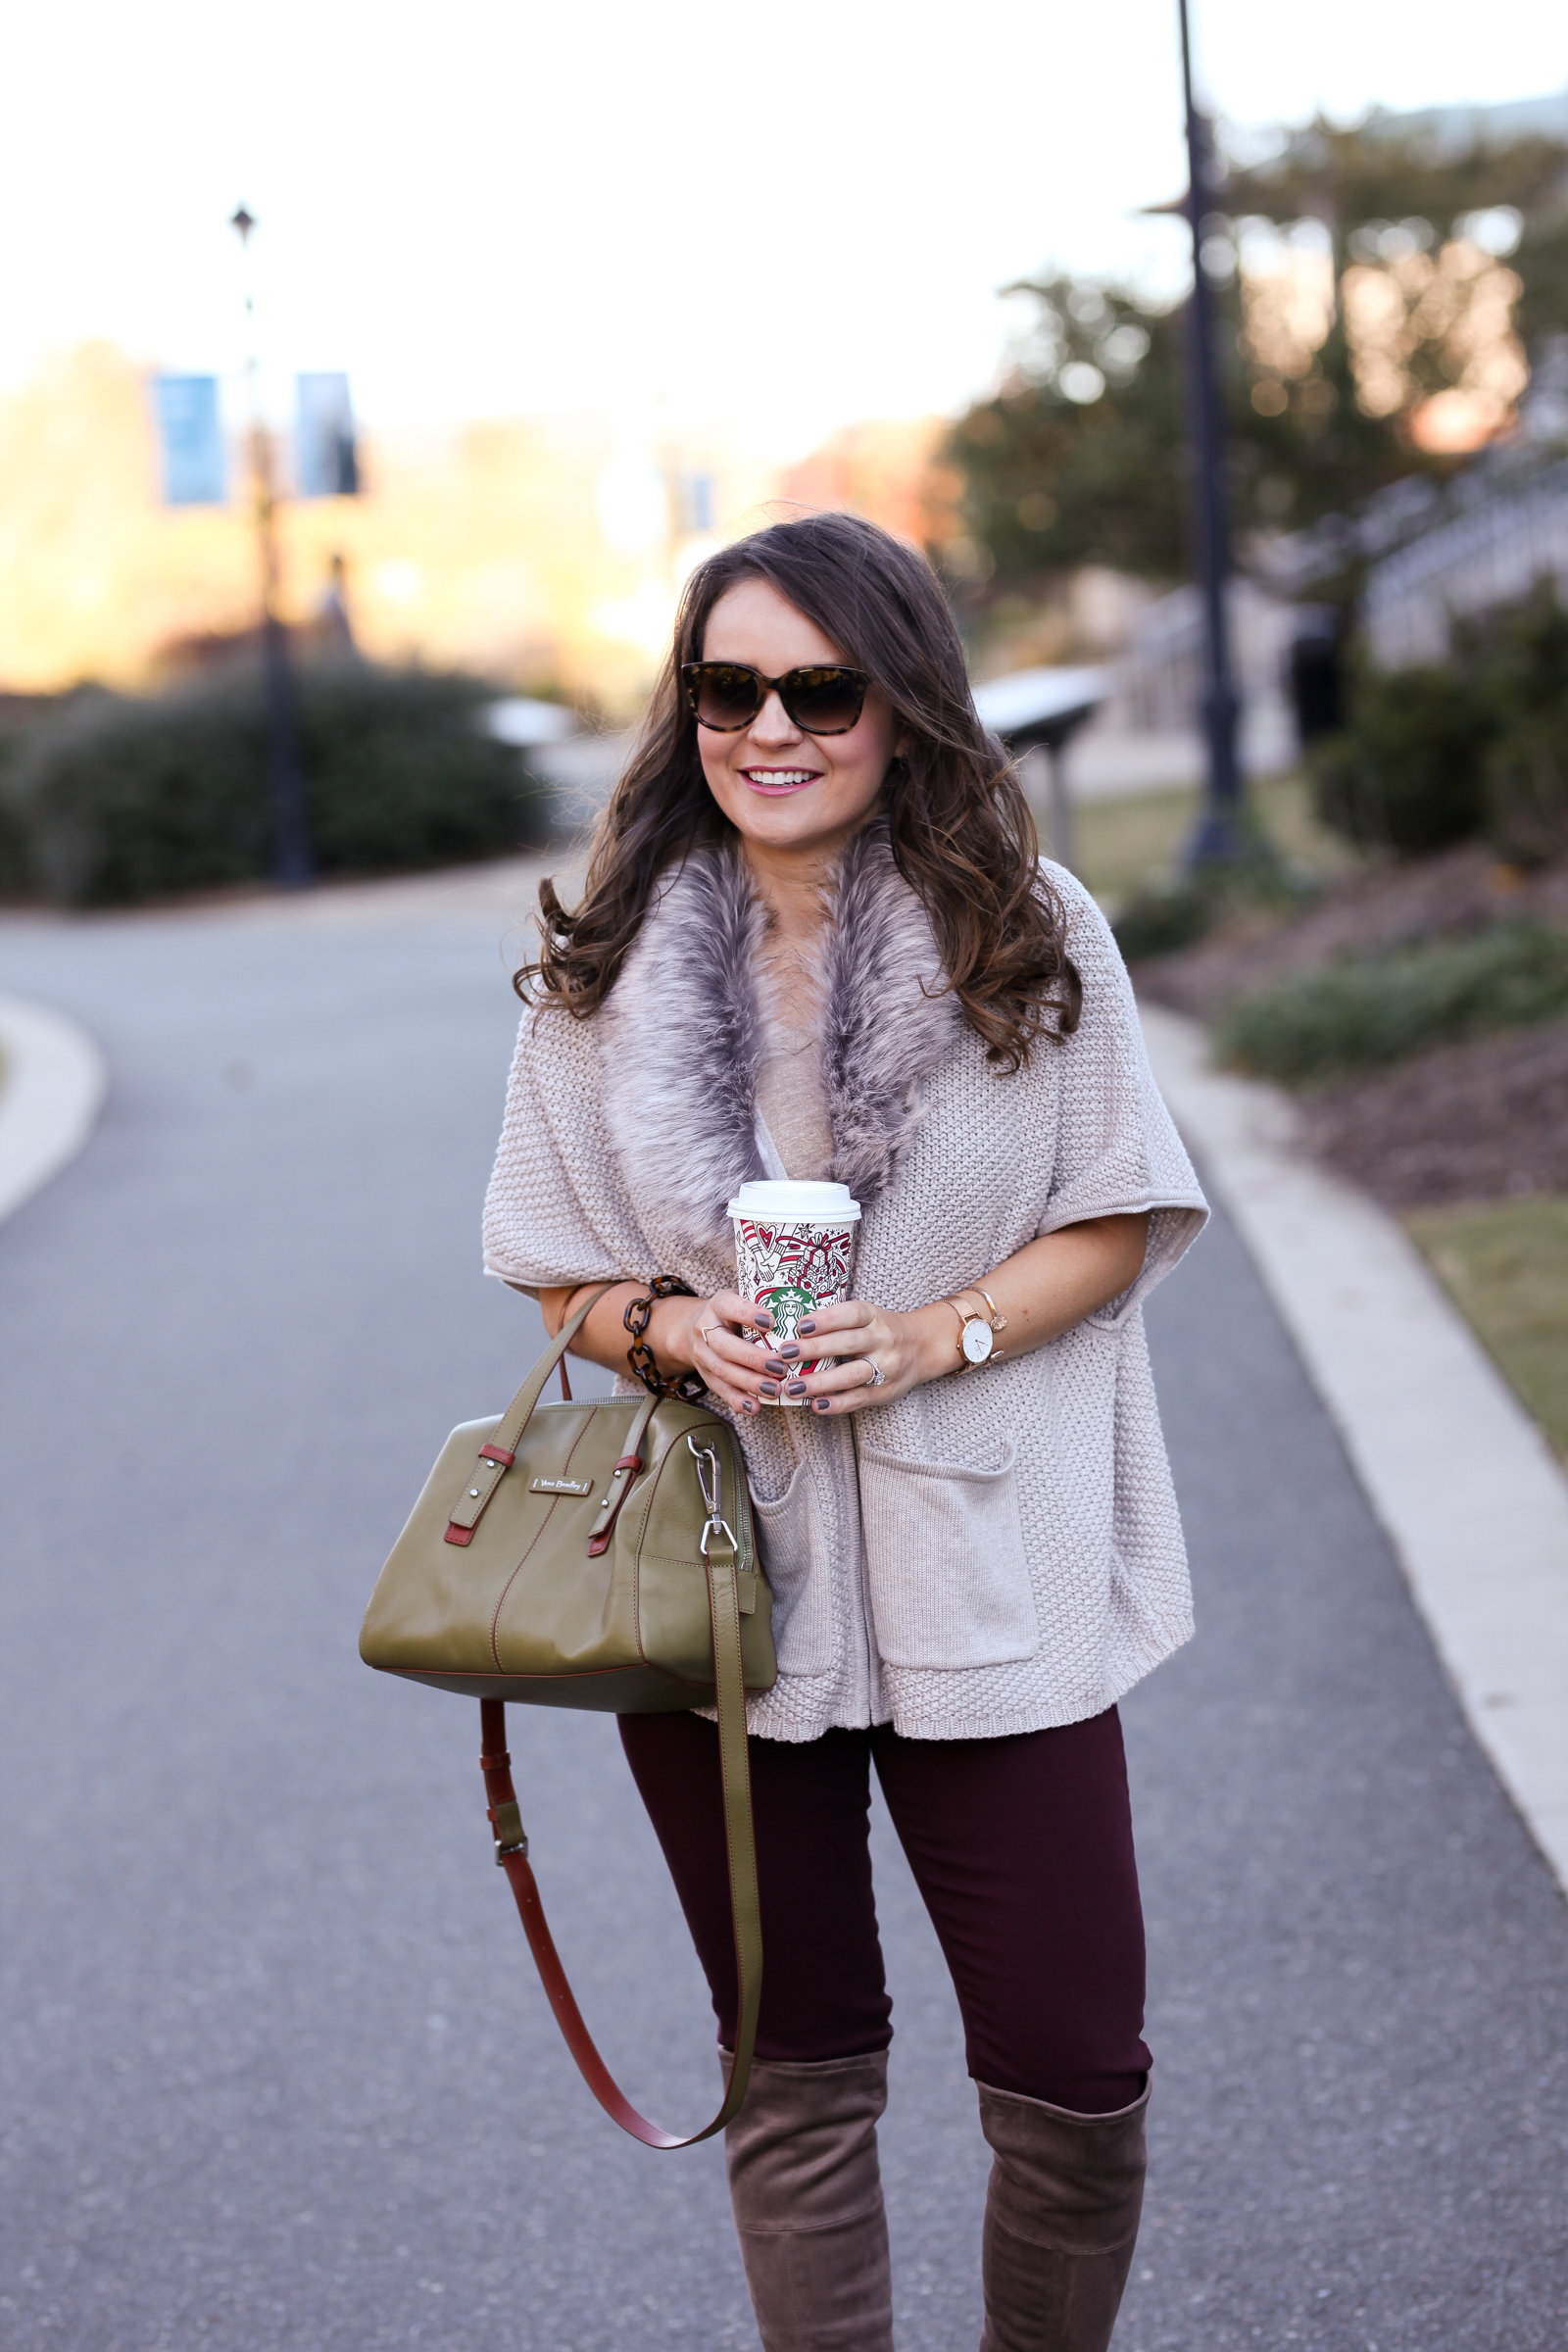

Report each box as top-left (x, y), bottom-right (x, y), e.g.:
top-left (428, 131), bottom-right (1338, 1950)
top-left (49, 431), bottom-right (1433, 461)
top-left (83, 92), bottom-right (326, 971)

top-left (700, 1324), bottom-right (721, 1344)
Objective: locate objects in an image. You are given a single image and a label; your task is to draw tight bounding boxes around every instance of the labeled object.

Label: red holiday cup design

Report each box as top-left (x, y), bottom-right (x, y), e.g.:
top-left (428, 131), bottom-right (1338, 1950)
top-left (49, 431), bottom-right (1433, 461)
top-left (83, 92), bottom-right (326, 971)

top-left (727, 1181), bottom-right (862, 1397)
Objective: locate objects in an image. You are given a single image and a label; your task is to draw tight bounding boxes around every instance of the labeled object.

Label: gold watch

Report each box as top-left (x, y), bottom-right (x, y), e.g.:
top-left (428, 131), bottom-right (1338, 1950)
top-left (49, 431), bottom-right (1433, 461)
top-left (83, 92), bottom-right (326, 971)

top-left (945, 1290), bottom-right (1005, 1371)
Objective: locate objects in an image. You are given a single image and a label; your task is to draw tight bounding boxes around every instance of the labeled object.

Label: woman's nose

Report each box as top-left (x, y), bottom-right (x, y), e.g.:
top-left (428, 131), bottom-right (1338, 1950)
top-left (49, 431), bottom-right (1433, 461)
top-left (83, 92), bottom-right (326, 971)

top-left (750, 689), bottom-right (802, 745)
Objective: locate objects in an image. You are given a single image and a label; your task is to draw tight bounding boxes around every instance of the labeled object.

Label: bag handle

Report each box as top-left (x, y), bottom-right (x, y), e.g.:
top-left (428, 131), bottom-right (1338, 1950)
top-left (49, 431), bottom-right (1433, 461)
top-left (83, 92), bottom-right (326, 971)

top-left (444, 1284), bottom-right (617, 1547)
top-left (478, 1451), bottom-right (761, 2147)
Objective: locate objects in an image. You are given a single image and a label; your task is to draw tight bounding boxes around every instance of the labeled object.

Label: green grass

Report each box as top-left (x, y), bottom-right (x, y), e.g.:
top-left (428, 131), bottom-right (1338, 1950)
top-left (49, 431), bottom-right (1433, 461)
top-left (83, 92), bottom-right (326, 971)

top-left (1404, 1194), bottom-right (1568, 1462)
top-left (1214, 923), bottom-right (1568, 1085)
top-left (1047, 772), bottom-right (1355, 911)
top-left (1256, 772), bottom-right (1366, 881)
top-left (1059, 784), bottom-right (1199, 905)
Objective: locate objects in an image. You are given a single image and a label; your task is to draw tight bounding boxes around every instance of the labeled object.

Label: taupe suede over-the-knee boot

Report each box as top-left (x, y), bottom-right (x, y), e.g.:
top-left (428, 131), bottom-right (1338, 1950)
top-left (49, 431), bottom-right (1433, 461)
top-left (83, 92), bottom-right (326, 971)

top-left (722, 2050), bottom-right (895, 2352)
top-left (975, 2077), bottom-right (1150, 2352)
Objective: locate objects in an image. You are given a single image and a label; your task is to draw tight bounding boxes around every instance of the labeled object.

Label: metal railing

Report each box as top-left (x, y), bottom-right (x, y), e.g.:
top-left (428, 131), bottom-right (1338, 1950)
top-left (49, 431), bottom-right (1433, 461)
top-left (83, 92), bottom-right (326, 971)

top-left (1364, 456), bottom-right (1568, 664)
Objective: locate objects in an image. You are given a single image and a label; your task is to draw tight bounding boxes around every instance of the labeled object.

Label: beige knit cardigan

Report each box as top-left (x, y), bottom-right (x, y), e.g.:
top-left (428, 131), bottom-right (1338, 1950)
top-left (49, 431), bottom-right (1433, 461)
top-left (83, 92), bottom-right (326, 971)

top-left (482, 827), bottom-right (1208, 1741)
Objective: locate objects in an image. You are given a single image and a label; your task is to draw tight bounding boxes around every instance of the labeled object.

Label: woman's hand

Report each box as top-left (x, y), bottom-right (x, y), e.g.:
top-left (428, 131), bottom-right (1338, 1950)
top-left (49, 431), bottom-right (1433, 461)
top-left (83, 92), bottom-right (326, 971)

top-left (748, 1298), bottom-right (953, 1417)
top-left (541, 1281), bottom-right (776, 1409)
top-left (648, 1288), bottom-right (778, 1417)
top-left (651, 1289), bottom-right (950, 1417)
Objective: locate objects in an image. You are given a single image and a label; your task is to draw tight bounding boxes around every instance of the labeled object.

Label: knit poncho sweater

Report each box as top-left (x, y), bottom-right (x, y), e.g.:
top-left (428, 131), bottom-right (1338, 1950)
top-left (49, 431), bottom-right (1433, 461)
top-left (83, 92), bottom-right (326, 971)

top-left (483, 827), bottom-right (1208, 1741)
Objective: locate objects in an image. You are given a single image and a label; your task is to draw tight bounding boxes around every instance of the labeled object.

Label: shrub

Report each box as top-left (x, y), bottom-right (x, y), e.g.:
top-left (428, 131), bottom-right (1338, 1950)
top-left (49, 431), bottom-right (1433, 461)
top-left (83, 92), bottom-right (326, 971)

top-left (1214, 922), bottom-right (1568, 1085)
top-left (1488, 724), bottom-right (1568, 866)
top-left (1111, 821), bottom-right (1308, 962)
top-left (0, 724), bottom-right (34, 898)
top-left (2, 657), bottom-right (547, 907)
top-left (1111, 881), bottom-right (1214, 959)
top-left (1310, 666), bottom-right (1494, 857)
top-left (1465, 586), bottom-right (1568, 866)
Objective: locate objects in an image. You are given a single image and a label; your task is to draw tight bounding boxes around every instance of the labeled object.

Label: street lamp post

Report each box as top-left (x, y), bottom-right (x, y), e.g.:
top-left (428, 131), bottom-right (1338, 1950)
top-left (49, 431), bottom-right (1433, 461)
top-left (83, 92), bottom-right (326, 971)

top-left (230, 205), bottom-right (312, 888)
top-left (1175, 0), bottom-right (1245, 866)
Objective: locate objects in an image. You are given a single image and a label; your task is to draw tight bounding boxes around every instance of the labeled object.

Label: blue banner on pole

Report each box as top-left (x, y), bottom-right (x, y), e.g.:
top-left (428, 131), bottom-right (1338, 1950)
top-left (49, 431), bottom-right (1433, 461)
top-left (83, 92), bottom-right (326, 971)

top-left (295, 372), bottom-right (359, 498)
top-left (150, 375), bottom-right (226, 505)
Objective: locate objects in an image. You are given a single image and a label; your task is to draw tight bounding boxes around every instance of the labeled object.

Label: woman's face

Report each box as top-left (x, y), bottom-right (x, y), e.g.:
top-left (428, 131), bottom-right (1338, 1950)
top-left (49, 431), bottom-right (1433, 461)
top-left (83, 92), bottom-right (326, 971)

top-left (694, 578), bottom-right (904, 861)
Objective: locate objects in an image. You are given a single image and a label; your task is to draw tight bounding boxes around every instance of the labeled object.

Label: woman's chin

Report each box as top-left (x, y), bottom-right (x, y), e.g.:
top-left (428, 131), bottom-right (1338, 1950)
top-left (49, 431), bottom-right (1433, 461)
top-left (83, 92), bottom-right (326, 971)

top-left (721, 789), bottom-right (880, 859)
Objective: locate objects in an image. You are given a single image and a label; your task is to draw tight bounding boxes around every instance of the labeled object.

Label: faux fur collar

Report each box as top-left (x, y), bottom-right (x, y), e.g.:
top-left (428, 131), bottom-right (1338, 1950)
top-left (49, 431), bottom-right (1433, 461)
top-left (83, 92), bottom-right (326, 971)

top-left (601, 822), bottom-right (963, 1250)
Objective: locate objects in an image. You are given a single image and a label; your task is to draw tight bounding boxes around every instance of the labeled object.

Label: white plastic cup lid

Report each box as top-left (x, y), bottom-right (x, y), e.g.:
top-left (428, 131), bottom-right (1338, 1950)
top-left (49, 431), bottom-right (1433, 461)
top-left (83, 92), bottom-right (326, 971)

top-left (727, 1180), bottom-right (861, 1224)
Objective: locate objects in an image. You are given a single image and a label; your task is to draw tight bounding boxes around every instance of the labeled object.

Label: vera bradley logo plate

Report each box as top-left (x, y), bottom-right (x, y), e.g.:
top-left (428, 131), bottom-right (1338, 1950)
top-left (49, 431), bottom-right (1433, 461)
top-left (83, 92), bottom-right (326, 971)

top-left (529, 1476), bottom-right (594, 1496)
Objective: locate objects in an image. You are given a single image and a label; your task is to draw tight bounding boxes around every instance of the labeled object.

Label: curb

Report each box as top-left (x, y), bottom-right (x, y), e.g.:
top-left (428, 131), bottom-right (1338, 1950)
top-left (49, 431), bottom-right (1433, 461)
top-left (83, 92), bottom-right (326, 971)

top-left (0, 994), bottom-right (108, 1226)
top-left (1140, 1002), bottom-right (1568, 1898)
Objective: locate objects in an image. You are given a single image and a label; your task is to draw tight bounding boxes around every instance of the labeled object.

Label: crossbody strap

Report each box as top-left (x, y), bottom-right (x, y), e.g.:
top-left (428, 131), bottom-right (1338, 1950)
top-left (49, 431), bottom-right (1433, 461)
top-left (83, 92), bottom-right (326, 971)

top-left (478, 1501), bottom-right (761, 2147)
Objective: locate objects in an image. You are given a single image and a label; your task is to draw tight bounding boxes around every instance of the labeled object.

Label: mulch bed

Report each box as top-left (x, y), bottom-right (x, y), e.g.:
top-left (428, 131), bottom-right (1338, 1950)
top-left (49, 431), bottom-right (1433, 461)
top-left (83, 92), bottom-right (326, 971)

top-left (1298, 1018), bottom-right (1568, 1209)
top-left (1133, 846), bottom-right (1568, 1210)
top-left (1135, 844), bottom-right (1568, 1023)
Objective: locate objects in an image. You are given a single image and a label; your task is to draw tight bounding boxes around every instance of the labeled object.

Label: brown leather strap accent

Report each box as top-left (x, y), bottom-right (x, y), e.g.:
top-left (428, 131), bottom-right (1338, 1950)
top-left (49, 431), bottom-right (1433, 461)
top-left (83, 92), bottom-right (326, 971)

top-left (477, 1508), bottom-right (760, 2148)
top-left (585, 1393), bottom-right (660, 1558)
top-left (444, 1285), bottom-right (615, 1546)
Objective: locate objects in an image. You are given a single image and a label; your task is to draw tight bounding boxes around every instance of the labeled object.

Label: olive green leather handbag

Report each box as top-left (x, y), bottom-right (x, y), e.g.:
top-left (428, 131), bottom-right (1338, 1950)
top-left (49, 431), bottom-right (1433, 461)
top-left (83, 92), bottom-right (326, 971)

top-left (360, 1287), bottom-right (775, 2147)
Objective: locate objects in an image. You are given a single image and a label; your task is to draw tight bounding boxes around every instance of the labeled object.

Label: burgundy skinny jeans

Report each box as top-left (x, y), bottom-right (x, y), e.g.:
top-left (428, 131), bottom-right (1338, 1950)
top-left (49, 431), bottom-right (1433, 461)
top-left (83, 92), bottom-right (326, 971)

top-left (618, 1706), bottom-right (1150, 2116)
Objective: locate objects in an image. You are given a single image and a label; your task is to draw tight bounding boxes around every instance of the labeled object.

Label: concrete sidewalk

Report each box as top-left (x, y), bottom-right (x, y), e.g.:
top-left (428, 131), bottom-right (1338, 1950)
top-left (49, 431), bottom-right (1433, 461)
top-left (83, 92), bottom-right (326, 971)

top-left (1142, 1004), bottom-right (1568, 1897)
top-left (0, 991), bottom-right (105, 1223)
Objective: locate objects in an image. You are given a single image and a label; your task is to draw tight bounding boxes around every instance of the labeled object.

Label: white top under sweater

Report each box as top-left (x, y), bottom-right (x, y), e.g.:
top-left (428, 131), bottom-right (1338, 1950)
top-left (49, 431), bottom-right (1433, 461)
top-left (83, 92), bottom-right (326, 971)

top-left (482, 835), bottom-right (1208, 1741)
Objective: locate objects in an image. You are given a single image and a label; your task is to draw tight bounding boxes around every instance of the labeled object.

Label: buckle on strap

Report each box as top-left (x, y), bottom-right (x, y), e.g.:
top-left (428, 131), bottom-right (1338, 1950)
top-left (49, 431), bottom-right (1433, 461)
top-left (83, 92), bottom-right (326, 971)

top-left (489, 1798), bottom-right (527, 1861)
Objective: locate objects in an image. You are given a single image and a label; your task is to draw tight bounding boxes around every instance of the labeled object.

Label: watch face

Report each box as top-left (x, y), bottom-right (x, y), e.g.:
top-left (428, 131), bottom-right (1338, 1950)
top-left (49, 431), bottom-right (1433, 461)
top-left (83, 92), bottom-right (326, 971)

top-left (960, 1317), bottom-right (994, 1364)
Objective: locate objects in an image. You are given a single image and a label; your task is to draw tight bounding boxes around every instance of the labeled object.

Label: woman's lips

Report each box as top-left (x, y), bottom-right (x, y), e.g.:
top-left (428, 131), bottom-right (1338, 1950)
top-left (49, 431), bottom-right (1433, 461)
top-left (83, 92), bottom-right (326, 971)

top-left (741, 767), bottom-right (823, 797)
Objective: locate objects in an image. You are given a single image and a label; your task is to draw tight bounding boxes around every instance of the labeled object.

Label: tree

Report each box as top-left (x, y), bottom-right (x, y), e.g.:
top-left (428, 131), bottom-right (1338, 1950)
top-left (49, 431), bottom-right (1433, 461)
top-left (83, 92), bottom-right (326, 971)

top-left (944, 116), bottom-right (1568, 596)
top-left (947, 280), bottom-right (1190, 583)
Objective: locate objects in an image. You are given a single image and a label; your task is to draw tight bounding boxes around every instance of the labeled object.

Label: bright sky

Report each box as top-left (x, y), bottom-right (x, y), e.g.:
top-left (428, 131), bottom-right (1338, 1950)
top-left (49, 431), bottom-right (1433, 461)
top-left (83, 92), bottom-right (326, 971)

top-left (4, 0), bottom-right (1566, 459)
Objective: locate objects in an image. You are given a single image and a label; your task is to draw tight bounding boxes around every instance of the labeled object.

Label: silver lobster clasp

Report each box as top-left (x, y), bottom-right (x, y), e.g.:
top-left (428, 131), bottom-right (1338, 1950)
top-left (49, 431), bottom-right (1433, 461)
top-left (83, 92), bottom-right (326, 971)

top-left (687, 1434), bottom-right (739, 1559)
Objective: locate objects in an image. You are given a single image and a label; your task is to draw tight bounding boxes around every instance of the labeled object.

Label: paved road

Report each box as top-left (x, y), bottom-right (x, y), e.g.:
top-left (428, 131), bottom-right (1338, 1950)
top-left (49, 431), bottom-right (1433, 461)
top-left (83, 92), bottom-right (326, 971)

top-left (2, 872), bottom-right (1565, 2352)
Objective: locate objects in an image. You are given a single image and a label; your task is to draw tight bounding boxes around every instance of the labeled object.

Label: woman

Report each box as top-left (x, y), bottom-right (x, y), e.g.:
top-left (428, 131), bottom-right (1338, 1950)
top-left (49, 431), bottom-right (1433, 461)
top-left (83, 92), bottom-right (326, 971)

top-left (483, 512), bottom-right (1206, 2352)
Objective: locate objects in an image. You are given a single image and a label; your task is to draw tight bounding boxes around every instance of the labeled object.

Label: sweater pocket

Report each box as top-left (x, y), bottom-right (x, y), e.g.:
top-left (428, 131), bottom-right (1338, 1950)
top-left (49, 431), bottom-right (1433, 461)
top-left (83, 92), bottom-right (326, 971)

top-left (858, 1440), bottom-right (1037, 1670)
top-left (751, 1455), bottom-right (835, 1677)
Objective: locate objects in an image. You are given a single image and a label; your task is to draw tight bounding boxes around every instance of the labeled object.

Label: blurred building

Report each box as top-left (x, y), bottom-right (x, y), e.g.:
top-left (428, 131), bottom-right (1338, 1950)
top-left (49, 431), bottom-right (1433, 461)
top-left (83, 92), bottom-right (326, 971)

top-left (0, 345), bottom-right (773, 714)
top-left (779, 416), bottom-right (962, 555)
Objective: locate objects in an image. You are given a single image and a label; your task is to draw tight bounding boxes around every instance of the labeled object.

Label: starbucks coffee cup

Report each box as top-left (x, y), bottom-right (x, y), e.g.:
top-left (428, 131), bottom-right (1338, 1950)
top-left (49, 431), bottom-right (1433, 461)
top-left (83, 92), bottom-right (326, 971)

top-left (727, 1180), bottom-right (862, 1396)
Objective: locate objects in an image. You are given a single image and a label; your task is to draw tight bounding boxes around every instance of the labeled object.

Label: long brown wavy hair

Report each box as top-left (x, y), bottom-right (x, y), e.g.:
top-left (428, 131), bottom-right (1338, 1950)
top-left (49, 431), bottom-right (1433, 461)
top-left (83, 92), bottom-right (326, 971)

top-left (518, 511), bottom-right (1081, 1069)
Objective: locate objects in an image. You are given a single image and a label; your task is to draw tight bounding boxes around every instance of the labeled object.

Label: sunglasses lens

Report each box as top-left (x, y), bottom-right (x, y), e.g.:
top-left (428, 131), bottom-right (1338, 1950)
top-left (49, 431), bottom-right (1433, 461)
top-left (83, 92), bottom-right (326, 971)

top-left (784, 669), bottom-right (864, 733)
top-left (690, 665), bottom-right (761, 729)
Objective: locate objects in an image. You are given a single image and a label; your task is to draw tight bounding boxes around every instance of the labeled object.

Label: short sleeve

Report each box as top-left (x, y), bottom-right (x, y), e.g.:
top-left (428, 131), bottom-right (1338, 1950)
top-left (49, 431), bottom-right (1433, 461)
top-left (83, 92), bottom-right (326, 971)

top-left (1034, 863), bottom-right (1208, 1323)
top-left (481, 999), bottom-right (648, 1295)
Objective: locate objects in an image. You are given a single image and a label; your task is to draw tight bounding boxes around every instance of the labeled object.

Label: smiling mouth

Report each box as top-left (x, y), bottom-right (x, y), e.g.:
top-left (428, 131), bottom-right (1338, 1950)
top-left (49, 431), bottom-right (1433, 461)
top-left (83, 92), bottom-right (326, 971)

top-left (741, 767), bottom-right (823, 796)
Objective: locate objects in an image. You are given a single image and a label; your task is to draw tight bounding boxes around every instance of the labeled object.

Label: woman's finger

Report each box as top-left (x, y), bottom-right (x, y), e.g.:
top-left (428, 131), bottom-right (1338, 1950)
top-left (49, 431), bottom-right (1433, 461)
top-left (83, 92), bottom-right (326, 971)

top-left (790, 1298), bottom-right (875, 1343)
top-left (701, 1321), bottom-right (760, 1362)
top-left (792, 1352), bottom-right (882, 1396)
top-left (806, 1370), bottom-right (883, 1415)
top-left (709, 1287), bottom-right (772, 1332)
top-left (699, 1355), bottom-right (761, 1414)
top-left (708, 1287), bottom-right (759, 1321)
